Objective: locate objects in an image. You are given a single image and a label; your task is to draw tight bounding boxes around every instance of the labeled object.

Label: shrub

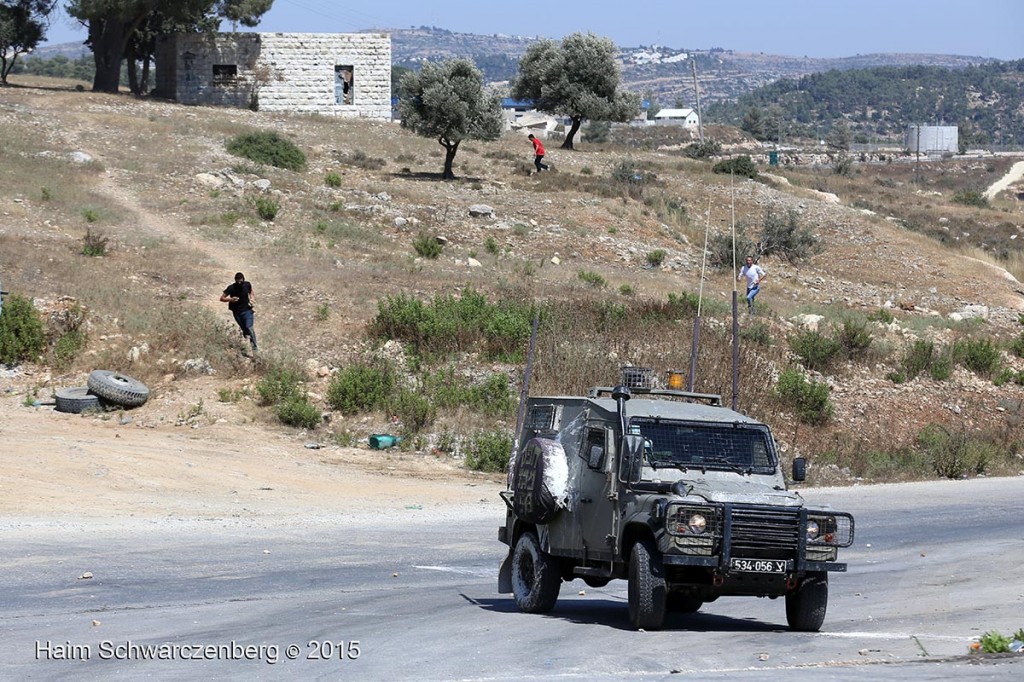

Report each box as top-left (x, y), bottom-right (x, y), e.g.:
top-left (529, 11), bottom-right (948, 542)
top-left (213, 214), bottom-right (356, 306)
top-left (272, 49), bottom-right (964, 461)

top-left (52, 329), bottom-right (87, 369)
top-left (835, 317), bottom-right (872, 358)
top-left (0, 294), bottom-right (46, 365)
top-left (953, 338), bottom-right (1001, 378)
top-left (707, 229), bottom-right (757, 269)
top-left (683, 139), bottom-right (722, 159)
top-left (646, 249), bottom-right (667, 267)
top-left (759, 209), bottom-right (819, 263)
top-left (951, 190), bottom-right (988, 208)
top-left (390, 389), bottom-right (436, 433)
top-left (370, 288), bottom-right (537, 361)
top-left (484, 235), bottom-right (499, 255)
top-left (610, 160), bottom-right (655, 189)
top-left (325, 171), bottom-right (342, 187)
top-left (788, 331), bottom-right (842, 372)
top-left (81, 229), bottom-right (108, 257)
top-left (255, 362), bottom-right (306, 406)
top-left (340, 149), bottom-right (386, 170)
top-left (776, 368), bottom-right (833, 425)
top-left (276, 395), bottom-right (321, 429)
top-left (226, 131), bottom-right (307, 171)
top-left (254, 196), bottom-right (280, 221)
top-left (917, 425), bottom-right (991, 479)
top-left (978, 631), bottom-right (1013, 654)
top-left (464, 429), bottom-right (513, 472)
top-left (41, 186), bottom-right (52, 201)
top-left (867, 308), bottom-right (895, 324)
top-left (741, 321), bottom-right (772, 346)
top-left (413, 233), bottom-right (442, 259)
top-left (577, 270), bottom-right (607, 288)
top-left (315, 303), bottom-right (330, 321)
top-left (712, 155), bottom-right (758, 179)
top-left (1011, 332), bottom-right (1024, 358)
top-left (619, 284), bottom-right (634, 296)
top-left (82, 207), bottom-right (100, 223)
top-left (326, 361), bottom-right (396, 414)
top-left (901, 339), bottom-right (935, 380)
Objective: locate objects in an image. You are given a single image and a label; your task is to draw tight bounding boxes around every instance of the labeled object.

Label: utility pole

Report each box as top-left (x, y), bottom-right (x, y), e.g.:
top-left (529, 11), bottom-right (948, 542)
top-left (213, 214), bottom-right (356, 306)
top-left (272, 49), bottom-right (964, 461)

top-left (691, 57), bottom-right (705, 144)
top-left (915, 123), bottom-right (921, 185)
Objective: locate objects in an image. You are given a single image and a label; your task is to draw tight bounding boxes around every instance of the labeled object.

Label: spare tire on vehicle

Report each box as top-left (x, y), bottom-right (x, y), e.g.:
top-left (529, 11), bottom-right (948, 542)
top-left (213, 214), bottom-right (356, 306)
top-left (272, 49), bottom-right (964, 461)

top-left (511, 437), bottom-right (569, 525)
top-left (54, 387), bottom-right (101, 414)
top-left (87, 369), bottom-right (150, 408)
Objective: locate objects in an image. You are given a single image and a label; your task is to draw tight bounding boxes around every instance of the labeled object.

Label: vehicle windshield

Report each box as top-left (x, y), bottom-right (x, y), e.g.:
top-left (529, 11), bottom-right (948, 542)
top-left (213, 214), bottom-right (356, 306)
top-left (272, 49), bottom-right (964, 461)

top-left (629, 418), bottom-right (776, 474)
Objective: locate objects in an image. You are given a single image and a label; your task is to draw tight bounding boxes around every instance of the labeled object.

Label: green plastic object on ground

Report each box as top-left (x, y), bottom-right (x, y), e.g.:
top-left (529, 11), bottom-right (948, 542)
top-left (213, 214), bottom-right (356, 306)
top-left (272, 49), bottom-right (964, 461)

top-left (369, 434), bottom-right (400, 449)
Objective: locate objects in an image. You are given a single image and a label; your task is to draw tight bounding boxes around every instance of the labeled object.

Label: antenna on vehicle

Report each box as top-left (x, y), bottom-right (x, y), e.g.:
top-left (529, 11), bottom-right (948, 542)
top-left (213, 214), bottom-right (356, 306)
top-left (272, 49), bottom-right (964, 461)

top-left (730, 172), bottom-right (740, 411)
top-left (686, 197), bottom-right (712, 392)
top-left (511, 311), bottom-right (541, 464)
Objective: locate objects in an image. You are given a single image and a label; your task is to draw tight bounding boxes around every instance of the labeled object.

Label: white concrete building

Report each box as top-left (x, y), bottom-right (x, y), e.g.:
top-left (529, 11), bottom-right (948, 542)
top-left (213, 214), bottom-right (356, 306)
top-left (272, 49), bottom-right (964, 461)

top-left (653, 107), bottom-right (700, 128)
top-left (154, 32), bottom-right (391, 119)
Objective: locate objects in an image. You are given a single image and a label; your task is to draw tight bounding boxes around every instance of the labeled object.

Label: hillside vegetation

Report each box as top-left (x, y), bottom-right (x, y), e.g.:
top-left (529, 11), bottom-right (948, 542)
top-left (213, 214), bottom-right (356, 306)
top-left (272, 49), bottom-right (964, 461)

top-left (1, 76), bottom-right (1023, 485)
top-left (709, 61), bottom-right (1024, 145)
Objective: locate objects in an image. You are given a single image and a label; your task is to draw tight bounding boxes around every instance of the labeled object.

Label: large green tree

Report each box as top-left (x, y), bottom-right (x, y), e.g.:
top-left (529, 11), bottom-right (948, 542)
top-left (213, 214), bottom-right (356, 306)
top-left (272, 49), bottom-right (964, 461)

top-left (398, 59), bottom-right (503, 180)
top-left (511, 32), bottom-right (640, 150)
top-left (0, 1), bottom-right (57, 84)
top-left (67, 0), bottom-right (272, 94)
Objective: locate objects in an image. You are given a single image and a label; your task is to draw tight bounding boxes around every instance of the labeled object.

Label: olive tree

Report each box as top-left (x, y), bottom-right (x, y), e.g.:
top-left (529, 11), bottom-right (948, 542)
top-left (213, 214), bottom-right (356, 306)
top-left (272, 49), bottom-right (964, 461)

top-left (399, 58), bottom-right (503, 180)
top-left (67, 0), bottom-right (272, 94)
top-left (511, 32), bottom-right (640, 150)
top-left (0, 1), bottom-right (57, 85)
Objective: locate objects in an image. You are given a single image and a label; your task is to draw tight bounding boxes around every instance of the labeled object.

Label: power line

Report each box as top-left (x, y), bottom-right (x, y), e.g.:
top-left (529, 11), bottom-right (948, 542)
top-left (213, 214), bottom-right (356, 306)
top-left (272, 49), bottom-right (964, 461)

top-left (274, 0), bottom-right (387, 31)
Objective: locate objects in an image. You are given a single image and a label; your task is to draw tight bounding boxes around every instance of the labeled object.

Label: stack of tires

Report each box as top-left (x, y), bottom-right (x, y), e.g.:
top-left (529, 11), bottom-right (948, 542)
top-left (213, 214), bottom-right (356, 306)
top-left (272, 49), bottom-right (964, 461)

top-left (54, 370), bottom-right (149, 414)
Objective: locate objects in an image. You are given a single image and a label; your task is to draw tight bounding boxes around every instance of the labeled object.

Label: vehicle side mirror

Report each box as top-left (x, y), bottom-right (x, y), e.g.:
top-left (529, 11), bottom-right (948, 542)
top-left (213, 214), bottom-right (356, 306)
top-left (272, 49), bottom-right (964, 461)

top-left (619, 435), bottom-right (644, 484)
top-left (792, 457), bottom-right (807, 482)
top-left (587, 445), bottom-right (604, 469)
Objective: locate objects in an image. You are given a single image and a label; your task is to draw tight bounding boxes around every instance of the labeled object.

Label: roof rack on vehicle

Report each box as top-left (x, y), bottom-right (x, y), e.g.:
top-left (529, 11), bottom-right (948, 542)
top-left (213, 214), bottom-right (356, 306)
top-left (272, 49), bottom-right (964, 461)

top-left (586, 386), bottom-right (723, 406)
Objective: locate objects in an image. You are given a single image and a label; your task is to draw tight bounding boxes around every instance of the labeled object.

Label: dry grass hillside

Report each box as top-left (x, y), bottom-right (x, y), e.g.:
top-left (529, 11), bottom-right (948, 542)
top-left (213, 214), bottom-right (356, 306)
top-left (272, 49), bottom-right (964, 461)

top-left (1, 76), bottom-right (1023, 508)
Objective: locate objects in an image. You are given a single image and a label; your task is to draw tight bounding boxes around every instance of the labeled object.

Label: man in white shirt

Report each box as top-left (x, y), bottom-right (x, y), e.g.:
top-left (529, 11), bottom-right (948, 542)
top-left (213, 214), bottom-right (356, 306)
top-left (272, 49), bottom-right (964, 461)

top-left (738, 256), bottom-right (767, 314)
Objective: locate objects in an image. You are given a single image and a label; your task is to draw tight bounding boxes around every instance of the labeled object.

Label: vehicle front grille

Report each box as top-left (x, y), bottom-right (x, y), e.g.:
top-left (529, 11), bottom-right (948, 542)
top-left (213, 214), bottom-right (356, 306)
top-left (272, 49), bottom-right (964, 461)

top-left (729, 505), bottom-right (800, 560)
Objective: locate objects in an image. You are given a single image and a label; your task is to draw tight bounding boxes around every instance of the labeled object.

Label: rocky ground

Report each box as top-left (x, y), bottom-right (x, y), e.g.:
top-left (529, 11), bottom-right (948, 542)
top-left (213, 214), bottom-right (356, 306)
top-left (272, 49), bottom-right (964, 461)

top-left (1, 79), bottom-right (1023, 519)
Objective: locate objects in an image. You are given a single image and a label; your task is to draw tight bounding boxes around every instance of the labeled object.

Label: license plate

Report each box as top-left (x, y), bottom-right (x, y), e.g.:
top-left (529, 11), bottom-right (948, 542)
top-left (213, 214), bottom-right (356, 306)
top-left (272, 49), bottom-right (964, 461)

top-left (730, 558), bottom-right (786, 573)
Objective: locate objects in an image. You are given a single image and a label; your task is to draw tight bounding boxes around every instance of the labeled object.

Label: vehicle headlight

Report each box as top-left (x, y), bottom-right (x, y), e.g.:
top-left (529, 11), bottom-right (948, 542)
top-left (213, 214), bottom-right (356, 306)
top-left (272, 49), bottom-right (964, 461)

top-left (687, 513), bottom-right (707, 535)
top-left (806, 520), bottom-right (820, 540)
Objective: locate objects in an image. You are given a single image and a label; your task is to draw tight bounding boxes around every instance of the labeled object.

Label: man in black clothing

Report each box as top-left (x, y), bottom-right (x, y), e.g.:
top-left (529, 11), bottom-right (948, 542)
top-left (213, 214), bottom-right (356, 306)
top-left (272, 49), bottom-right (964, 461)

top-left (220, 272), bottom-right (257, 352)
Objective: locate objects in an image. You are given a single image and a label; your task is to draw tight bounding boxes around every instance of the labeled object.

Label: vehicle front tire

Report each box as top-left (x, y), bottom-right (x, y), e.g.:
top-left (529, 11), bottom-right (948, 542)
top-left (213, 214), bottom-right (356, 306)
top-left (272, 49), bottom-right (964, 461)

top-left (628, 539), bottom-right (666, 630)
top-left (786, 571), bottom-right (828, 632)
top-left (511, 531), bottom-right (561, 613)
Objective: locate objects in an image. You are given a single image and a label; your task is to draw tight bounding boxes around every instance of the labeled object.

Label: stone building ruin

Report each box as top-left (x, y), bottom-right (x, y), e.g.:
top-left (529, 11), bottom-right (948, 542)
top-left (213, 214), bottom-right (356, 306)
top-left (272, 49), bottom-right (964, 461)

top-left (154, 32), bottom-right (391, 119)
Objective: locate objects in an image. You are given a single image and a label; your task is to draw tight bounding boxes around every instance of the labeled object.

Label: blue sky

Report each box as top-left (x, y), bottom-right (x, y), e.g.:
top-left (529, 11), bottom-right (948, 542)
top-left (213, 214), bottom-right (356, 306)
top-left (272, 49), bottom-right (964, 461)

top-left (46, 0), bottom-right (1023, 59)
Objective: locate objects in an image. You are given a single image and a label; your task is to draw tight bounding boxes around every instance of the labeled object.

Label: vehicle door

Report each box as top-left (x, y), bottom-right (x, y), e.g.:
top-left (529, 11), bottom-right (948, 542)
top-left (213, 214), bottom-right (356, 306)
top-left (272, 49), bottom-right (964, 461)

top-left (577, 424), bottom-right (617, 563)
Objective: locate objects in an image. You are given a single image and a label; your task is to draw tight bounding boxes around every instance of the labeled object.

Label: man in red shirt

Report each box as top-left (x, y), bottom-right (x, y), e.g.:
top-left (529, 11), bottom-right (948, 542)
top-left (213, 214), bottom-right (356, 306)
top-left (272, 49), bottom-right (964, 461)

top-left (528, 134), bottom-right (549, 172)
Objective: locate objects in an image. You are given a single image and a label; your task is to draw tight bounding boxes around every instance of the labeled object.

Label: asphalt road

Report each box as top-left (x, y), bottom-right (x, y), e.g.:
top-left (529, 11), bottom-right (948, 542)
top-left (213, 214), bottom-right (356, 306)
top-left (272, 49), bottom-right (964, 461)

top-left (3, 477), bottom-right (1023, 681)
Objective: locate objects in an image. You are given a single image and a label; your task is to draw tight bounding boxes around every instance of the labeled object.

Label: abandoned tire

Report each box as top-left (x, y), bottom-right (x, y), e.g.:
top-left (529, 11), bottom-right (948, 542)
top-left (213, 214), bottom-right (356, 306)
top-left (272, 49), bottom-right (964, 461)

top-left (667, 593), bottom-right (704, 614)
top-left (87, 370), bottom-right (149, 407)
top-left (628, 538), bottom-right (667, 630)
top-left (511, 531), bottom-right (561, 614)
top-left (786, 571), bottom-right (828, 632)
top-left (54, 387), bottom-right (100, 414)
top-left (511, 438), bottom-right (568, 525)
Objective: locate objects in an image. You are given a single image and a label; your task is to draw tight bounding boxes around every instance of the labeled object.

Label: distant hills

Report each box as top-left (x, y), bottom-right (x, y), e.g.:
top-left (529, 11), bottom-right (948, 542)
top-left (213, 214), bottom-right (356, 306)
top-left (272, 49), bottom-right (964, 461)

top-left (37, 25), bottom-right (1007, 116)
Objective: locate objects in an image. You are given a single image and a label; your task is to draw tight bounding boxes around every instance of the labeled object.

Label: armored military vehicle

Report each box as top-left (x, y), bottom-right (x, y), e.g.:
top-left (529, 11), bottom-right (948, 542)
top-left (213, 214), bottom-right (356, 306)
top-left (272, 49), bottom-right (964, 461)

top-left (498, 376), bottom-right (854, 631)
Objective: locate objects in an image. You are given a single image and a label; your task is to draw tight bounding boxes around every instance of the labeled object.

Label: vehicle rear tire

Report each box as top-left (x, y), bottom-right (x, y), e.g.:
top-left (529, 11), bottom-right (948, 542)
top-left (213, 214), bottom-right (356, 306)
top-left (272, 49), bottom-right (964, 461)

top-left (667, 593), bottom-right (703, 614)
top-left (54, 387), bottom-right (100, 414)
top-left (628, 539), bottom-right (666, 630)
top-left (511, 531), bottom-right (561, 614)
top-left (786, 571), bottom-right (828, 632)
top-left (87, 370), bottom-right (149, 407)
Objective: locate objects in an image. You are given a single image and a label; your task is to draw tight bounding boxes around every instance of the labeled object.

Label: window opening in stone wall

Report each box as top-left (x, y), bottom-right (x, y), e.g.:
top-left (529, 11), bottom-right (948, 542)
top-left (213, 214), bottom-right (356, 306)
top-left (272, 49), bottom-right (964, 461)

top-left (213, 64), bottom-right (238, 85)
top-left (335, 65), bottom-right (354, 105)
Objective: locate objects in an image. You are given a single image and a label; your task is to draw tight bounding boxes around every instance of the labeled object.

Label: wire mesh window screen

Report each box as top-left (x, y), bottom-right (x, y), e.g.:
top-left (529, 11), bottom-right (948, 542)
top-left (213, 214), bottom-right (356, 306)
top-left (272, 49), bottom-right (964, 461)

top-left (631, 418), bottom-right (775, 472)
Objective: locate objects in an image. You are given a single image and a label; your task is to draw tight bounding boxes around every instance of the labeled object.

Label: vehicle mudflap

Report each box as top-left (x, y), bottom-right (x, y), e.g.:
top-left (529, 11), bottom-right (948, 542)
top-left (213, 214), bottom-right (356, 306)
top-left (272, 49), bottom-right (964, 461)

top-left (498, 551), bottom-right (513, 594)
